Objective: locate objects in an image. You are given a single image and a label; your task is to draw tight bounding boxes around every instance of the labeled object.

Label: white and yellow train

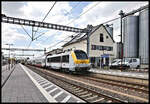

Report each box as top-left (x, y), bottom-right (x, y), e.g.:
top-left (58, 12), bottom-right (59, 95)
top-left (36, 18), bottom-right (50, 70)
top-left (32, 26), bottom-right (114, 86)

top-left (29, 50), bottom-right (91, 73)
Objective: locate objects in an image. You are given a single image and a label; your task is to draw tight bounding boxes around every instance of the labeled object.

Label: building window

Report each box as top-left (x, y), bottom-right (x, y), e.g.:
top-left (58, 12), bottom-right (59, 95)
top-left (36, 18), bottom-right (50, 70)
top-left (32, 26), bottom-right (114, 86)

top-left (99, 46), bottom-right (103, 50)
top-left (91, 45), bottom-right (96, 50)
top-left (96, 45), bottom-right (99, 50)
top-left (106, 36), bottom-right (109, 39)
top-left (91, 44), bottom-right (113, 51)
top-left (100, 33), bottom-right (104, 42)
top-left (102, 46), bottom-right (106, 50)
top-left (106, 47), bottom-right (113, 51)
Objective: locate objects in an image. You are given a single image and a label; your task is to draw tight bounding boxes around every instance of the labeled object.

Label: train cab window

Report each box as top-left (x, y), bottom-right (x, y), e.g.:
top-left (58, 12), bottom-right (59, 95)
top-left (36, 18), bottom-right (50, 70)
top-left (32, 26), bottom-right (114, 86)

top-left (74, 50), bottom-right (88, 59)
top-left (62, 55), bottom-right (69, 62)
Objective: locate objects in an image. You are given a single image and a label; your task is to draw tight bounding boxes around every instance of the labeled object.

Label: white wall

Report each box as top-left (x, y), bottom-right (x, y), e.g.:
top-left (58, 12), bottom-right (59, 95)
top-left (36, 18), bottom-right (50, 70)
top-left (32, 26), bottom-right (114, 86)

top-left (63, 25), bottom-right (116, 59)
top-left (89, 25), bottom-right (115, 58)
top-left (63, 40), bottom-right (87, 52)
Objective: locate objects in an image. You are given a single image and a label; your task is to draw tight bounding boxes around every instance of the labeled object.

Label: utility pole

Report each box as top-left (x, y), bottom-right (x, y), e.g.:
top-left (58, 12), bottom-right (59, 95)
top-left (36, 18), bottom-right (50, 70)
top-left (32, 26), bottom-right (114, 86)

top-left (44, 48), bottom-right (46, 54)
top-left (119, 10), bottom-right (124, 70)
top-left (5, 43), bottom-right (13, 70)
top-left (86, 24), bottom-right (93, 57)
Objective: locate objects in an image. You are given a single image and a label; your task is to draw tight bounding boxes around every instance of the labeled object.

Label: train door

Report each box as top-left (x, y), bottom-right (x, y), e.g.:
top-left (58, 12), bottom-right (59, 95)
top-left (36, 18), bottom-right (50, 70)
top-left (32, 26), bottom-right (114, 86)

top-left (69, 54), bottom-right (75, 72)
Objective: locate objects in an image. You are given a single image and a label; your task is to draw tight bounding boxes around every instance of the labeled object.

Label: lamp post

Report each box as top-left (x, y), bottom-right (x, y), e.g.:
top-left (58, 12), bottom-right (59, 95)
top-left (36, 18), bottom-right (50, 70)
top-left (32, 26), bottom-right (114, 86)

top-left (5, 43), bottom-right (13, 70)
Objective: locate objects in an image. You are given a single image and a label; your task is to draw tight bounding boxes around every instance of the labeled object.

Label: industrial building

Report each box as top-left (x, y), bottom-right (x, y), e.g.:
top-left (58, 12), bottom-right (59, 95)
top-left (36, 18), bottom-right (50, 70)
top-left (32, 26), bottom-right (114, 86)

top-left (62, 24), bottom-right (116, 67)
top-left (123, 8), bottom-right (149, 67)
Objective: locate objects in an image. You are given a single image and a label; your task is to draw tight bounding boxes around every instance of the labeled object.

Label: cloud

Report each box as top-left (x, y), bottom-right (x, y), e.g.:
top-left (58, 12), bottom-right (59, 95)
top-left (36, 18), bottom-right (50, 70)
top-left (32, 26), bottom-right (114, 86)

top-left (2, 23), bottom-right (29, 44)
top-left (2, 1), bottom-right (148, 56)
top-left (73, 1), bottom-right (148, 42)
top-left (2, 2), bottom-right (26, 17)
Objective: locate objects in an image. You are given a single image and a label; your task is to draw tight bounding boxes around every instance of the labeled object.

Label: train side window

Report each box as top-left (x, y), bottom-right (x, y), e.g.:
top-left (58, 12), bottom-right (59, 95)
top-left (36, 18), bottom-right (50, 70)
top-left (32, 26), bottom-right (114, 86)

top-left (47, 58), bottom-right (51, 62)
top-left (62, 55), bottom-right (69, 62)
top-left (52, 56), bottom-right (61, 62)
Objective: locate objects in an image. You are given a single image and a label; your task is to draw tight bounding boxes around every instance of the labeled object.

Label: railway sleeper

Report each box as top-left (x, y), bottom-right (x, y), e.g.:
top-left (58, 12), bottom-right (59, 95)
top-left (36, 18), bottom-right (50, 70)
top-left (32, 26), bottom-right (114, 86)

top-left (87, 96), bottom-right (104, 102)
top-left (85, 95), bottom-right (98, 100)
top-left (91, 97), bottom-right (105, 103)
top-left (74, 89), bottom-right (84, 93)
top-left (77, 91), bottom-right (88, 95)
top-left (80, 93), bottom-right (93, 98)
top-left (107, 100), bottom-right (113, 103)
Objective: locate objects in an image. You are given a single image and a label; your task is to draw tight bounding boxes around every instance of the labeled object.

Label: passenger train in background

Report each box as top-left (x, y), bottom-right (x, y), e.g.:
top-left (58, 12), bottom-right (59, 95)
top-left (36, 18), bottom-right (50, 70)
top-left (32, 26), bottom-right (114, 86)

top-left (27, 49), bottom-right (91, 73)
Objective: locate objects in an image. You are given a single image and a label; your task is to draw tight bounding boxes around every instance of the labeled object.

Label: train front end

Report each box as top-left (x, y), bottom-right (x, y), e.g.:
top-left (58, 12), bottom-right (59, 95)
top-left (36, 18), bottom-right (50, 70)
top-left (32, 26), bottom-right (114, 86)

top-left (71, 50), bottom-right (91, 72)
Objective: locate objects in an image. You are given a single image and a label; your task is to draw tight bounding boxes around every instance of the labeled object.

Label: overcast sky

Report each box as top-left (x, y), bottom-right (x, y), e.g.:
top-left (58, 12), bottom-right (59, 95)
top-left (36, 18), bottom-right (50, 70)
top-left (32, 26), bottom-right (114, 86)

top-left (2, 1), bottom-right (148, 58)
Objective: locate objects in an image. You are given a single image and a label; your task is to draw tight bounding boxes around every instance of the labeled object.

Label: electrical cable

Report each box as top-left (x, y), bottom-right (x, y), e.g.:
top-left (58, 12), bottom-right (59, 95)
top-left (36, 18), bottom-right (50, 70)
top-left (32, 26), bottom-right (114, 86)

top-left (20, 25), bottom-right (32, 39)
top-left (64, 2), bottom-right (81, 16)
top-left (42, 2), bottom-right (100, 44)
top-left (33, 1), bottom-right (57, 38)
top-left (47, 33), bottom-right (76, 49)
top-left (25, 2), bottom-right (57, 50)
top-left (35, 2), bottom-right (81, 41)
top-left (27, 40), bottom-right (32, 48)
top-left (66, 2), bottom-right (100, 25)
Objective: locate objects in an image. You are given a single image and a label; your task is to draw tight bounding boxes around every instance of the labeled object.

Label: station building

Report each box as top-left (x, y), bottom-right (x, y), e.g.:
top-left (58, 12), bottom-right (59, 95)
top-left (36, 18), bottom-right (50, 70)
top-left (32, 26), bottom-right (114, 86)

top-left (62, 24), bottom-right (117, 67)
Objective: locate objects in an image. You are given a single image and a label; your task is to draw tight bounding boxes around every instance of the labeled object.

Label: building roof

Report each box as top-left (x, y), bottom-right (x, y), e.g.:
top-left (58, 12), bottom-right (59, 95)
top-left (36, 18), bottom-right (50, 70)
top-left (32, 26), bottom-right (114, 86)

top-left (62, 24), bottom-right (115, 47)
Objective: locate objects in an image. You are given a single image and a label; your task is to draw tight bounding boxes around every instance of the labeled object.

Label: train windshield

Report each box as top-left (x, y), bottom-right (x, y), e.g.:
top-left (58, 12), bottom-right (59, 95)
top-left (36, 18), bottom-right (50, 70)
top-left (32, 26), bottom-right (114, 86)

top-left (74, 50), bottom-right (88, 59)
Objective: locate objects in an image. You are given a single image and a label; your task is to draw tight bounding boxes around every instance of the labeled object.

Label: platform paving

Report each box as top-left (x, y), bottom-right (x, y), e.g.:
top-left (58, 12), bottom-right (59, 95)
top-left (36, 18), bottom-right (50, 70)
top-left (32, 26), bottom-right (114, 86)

top-left (1, 64), bottom-right (15, 86)
top-left (2, 63), bottom-right (85, 103)
top-left (20, 64), bottom-right (85, 103)
top-left (89, 68), bottom-right (149, 79)
top-left (2, 64), bottom-right (48, 103)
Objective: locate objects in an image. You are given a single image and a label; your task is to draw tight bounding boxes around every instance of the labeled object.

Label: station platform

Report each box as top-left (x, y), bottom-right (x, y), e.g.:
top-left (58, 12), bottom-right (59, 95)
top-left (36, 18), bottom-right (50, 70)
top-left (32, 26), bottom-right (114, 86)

top-left (89, 68), bottom-right (148, 80)
top-left (2, 63), bottom-right (85, 103)
top-left (2, 64), bottom-right (15, 87)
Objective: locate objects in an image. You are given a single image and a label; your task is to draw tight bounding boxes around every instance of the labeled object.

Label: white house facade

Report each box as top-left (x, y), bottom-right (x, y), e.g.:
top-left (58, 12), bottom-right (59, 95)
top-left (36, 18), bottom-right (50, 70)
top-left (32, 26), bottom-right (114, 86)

top-left (62, 24), bottom-right (117, 67)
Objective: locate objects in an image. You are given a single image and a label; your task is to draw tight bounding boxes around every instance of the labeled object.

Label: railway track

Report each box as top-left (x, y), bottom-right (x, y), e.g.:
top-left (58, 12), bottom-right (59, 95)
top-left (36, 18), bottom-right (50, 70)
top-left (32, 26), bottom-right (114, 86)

top-left (26, 65), bottom-right (149, 103)
top-left (76, 75), bottom-right (149, 94)
top-left (26, 65), bottom-right (125, 103)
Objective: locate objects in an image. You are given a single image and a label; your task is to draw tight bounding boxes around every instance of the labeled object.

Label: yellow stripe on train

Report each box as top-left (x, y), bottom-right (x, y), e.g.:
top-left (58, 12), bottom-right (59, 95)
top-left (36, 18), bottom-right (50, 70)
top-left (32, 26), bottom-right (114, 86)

top-left (71, 52), bottom-right (90, 64)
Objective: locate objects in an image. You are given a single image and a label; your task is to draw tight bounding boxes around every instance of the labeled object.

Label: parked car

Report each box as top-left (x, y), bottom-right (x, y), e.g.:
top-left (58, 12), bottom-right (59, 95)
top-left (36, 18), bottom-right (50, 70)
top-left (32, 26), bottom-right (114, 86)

top-left (109, 59), bottom-right (121, 69)
top-left (118, 58), bottom-right (140, 68)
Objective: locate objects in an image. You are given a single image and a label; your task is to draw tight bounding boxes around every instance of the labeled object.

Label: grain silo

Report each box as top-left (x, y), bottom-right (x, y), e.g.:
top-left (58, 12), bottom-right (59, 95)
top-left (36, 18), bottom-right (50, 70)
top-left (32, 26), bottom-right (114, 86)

top-left (139, 8), bottom-right (149, 64)
top-left (123, 16), bottom-right (139, 58)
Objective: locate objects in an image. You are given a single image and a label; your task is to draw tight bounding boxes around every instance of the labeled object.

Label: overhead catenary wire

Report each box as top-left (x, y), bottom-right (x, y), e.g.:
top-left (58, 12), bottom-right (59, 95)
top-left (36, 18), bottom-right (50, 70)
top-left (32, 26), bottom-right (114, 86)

top-left (64, 2), bottom-right (82, 16)
top-left (36, 2), bottom-right (82, 42)
top-left (101, 17), bottom-right (120, 25)
top-left (20, 25), bottom-right (32, 39)
top-left (47, 16), bottom-right (121, 50)
top-left (66, 2), bottom-right (100, 25)
top-left (42, 2), bottom-right (101, 44)
top-left (33, 1), bottom-right (57, 39)
top-left (25, 1), bottom-right (57, 50)
top-left (46, 3), bottom-right (101, 49)
top-left (47, 33), bottom-right (76, 49)
top-left (27, 40), bottom-right (32, 48)
top-left (32, 2), bottom-right (122, 51)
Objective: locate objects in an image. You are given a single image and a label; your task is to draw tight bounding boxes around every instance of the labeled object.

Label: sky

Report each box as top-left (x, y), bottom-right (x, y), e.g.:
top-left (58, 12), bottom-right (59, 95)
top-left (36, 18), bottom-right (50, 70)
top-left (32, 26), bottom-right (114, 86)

top-left (1, 1), bottom-right (148, 59)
